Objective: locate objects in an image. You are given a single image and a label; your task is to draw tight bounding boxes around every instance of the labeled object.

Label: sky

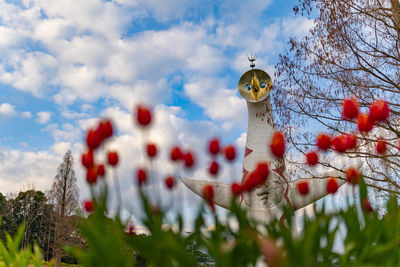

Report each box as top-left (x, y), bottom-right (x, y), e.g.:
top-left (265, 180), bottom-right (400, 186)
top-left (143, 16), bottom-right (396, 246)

top-left (0, 0), bottom-right (326, 226)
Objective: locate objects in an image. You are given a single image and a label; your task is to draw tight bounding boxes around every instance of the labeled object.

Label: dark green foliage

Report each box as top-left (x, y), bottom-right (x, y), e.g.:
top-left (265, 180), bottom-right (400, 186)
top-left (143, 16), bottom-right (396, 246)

top-left (0, 190), bottom-right (55, 260)
top-left (0, 222), bottom-right (43, 266)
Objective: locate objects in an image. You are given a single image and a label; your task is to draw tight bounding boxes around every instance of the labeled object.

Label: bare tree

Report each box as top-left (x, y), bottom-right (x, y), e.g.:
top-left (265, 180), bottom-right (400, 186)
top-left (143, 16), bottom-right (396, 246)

top-left (275, 0), bottom-right (400, 196)
top-left (48, 150), bottom-right (79, 267)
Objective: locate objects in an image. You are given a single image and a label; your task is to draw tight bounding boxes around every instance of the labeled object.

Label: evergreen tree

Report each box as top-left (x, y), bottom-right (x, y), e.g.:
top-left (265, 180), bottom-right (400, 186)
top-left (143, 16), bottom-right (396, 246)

top-left (48, 150), bottom-right (79, 267)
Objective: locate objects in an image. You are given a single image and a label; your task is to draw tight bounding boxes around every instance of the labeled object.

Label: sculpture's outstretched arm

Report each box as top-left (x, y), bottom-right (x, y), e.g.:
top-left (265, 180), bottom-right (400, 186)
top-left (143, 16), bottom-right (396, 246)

top-left (179, 177), bottom-right (232, 209)
top-left (287, 171), bottom-right (347, 210)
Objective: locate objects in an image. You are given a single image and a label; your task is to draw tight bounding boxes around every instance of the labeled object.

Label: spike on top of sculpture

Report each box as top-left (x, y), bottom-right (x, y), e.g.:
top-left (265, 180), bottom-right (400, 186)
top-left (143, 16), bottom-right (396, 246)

top-left (180, 55), bottom-right (346, 223)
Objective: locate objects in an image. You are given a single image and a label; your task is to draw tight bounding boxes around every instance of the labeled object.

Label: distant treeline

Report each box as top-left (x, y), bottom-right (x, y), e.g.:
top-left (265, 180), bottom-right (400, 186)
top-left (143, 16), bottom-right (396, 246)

top-left (0, 189), bottom-right (82, 263)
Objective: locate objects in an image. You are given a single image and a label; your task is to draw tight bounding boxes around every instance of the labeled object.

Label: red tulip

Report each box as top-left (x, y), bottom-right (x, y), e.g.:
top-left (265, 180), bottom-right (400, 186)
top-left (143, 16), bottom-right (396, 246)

top-left (326, 178), bottom-right (338, 194)
top-left (165, 176), bottom-right (175, 189)
top-left (243, 171), bottom-right (260, 192)
top-left (306, 151), bottom-right (318, 166)
top-left (270, 131), bottom-right (285, 158)
top-left (357, 113), bottom-right (374, 133)
top-left (170, 146), bottom-right (183, 161)
top-left (86, 167), bottom-right (98, 184)
top-left (208, 138), bottom-right (220, 155)
top-left (98, 119), bottom-right (113, 140)
top-left (362, 198), bottom-right (373, 213)
top-left (136, 168), bottom-right (147, 185)
top-left (81, 150), bottom-right (94, 169)
top-left (203, 184), bottom-right (215, 212)
top-left (136, 105), bottom-right (152, 127)
top-left (297, 181), bottom-right (309, 195)
top-left (107, 151), bottom-right (119, 166)
top-left (184, 151), bottom-right (195, 168)
top-left (97, 164), bottom-right (105, 177)
top-left (316, 133), bottom-right (331, 151)
top-left (146, 143), bottom-right (157, 158)
top-left (256, 162), bottom-right (269, 183)
top-left (332, 135), bottom-right (347, 153)
top-left (345, 134), bottom-right (357, 150)
top-left (376, 139), bottom-right (387, 154)
top-left (86, 129), bottom-right (102, 150)
top-left (243, 169), bottom-right (266, 192)
top-left (369, 99), bottom-right (389, 122)
top-left (83, 200), bottom-right (94, 213)
top-left (342, 97), bottom-right (359, 120)
top-left (346, 167), bottom-right (360, 185)
top-left (231, 183), bottom-right (243, 196)
top-left (209, 161), bottom-right (219, 176)
top-left (224, 145), bottom-right (236, 161)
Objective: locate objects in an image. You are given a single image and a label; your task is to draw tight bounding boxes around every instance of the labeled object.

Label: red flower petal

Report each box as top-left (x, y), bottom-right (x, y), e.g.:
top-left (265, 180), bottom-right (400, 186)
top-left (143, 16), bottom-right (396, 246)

top-left (203, 184), bottom-right (215, 212)
top-left (170, 146), bottom-right (183, 162)
top-left (97, 119), bottom-right (113, 140)
top-left (165, 176), bottom-right (175, 189)
top-left (369, 99), bottom-right (389, 122)
top-left (184, 151), bottom-right (195, 168)
top-left (146, 143), bottom-right (158, 158)
top-left (316, 133), bottom-right (331, 151)
top-left (342, 97), bottom-right (359, 120)
top-left (208, 138), bottom-right (220, 155)
top-left (86, 129), bottom-right (102, 150)
top-left (346, 167), bottom-right (361, 185)
top-left (306, 151), bottom-right (318, 166)
top-left (376, 139), bottom-right (387, 154)
top-left (297, 181), bottom-right (309, 195)
top-left (357, 113), bottom-right (374, 133)
top-left (326, 178), bottom-right (338, 194)
top-left (83, 200), bottom-right (94, 213)
top-left (332, 135), bottom-right (347, 153)
top-left (136, 168), bottom-right (147, 185)
top-left (224, 145), bottom-right (236, 161)
top-left (107, 151), bottom-right (119, 166)
top-left (345, 134), bottom-right (357, 150)
top-left (97, 164), bottom-right (105, 177)
top-left (256, 162), bottom-right (269, 183)
top-left (81, 150), bottom-right (94, 169)
top-left (270, 131), bottom-right (285, 158)
top-left (362, 198), bottom-right (373, 213)
top-left (208, 161), bottom-right (219, 176)
top-left (231, 182), bottom-right (243, 196)
top-left (136, 105), bottom-right (152, 127)
top-left (86, 167), bottom-right (98, 184)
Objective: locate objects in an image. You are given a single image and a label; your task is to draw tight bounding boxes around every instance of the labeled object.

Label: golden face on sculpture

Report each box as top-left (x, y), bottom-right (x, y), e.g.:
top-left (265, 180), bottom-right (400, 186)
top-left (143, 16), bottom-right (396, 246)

top-left (238, 69), bottom-right (272, 102)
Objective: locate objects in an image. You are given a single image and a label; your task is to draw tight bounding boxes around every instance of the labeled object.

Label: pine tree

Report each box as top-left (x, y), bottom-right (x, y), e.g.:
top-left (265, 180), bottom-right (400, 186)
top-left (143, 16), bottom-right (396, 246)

top-left (48, 150), bottom-right (79, 267)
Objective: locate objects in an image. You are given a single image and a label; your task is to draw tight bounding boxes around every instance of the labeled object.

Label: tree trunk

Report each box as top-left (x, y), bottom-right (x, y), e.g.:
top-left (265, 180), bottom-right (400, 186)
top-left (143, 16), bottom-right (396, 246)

top-left (55, 249), bottom-right (61, 267)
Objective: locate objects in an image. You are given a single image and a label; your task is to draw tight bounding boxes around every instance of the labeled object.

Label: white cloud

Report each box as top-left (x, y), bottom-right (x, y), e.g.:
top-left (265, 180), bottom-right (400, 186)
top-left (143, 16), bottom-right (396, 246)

top-left (0, 26), bottom-right (23, 48)
top-left (21, 111), bottom-right (32, 118)
top-left (36, 111), bottom-right (51, 124)
top-left (50, 141), bottom-right (71, 156)
top-left (0, 103), bottom-right (16, 116)
top-left (0, 148), bottom-right (59, 194)
top-left (44, 123), bottom-right (82, 143)
top-left (0, 51), bottom-right (57, 96)
top-left (184, 77), bottom-right (247, 126)
top-left (282, 16), bottom-right (314, 39)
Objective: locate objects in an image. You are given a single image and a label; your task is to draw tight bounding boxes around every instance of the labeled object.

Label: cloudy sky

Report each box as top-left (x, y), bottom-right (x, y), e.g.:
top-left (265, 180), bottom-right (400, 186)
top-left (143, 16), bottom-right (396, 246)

top-left (0, 0), bottom-right (320, 224)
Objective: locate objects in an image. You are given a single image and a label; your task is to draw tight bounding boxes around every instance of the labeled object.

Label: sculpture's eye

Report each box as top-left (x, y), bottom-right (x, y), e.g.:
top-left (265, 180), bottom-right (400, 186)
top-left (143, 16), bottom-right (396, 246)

top-left (245, 84), bottom-right (252, 91)
top-left (260, 82), bottom-right (266, 88)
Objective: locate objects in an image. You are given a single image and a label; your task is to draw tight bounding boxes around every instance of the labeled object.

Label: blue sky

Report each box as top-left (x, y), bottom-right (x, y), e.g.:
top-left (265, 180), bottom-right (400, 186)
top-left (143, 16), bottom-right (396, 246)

top-left (0, 0), bottom-right (320, 223)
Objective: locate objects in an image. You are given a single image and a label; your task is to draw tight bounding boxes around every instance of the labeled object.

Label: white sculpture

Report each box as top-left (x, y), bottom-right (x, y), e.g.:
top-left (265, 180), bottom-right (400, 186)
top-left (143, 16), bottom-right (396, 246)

top-left (181, 58), bottom-right (345, 223)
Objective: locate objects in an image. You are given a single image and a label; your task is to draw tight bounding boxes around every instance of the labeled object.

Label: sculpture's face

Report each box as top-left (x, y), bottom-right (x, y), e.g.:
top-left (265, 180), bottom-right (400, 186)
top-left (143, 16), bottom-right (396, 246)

top-left (238, 69), bottom-right (272, 102)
